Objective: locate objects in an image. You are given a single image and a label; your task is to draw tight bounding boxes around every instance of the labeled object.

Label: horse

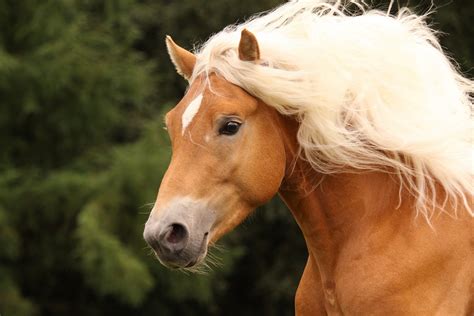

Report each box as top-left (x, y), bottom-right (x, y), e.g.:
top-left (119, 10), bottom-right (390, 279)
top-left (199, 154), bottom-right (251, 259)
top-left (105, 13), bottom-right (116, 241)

top-left (143, 1), bottom-right (473, 314)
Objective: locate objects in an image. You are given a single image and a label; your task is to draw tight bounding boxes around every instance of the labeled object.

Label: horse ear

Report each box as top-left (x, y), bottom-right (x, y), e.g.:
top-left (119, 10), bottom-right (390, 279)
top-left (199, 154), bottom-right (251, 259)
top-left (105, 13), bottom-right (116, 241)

top-left (165, 35), bottom-right (196, 80)
top-left (238, 29), bottom-right (260, 62)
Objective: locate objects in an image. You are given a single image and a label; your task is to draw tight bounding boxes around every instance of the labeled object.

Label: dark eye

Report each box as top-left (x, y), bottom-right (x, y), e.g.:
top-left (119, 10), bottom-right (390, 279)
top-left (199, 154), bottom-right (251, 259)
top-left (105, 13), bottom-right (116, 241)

top-left (219, 121), bottom-right (241, 135)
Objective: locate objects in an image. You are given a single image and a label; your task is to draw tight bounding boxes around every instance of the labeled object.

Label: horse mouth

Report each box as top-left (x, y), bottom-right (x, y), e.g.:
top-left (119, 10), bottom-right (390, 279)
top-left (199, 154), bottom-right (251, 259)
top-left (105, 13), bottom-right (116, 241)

top-left (154, 232), bottom-right (209, 270)
top-left (156, 252), bottom-right (201, 269)
top-left (157, 251), bottom-right (206, 270)
top-left (185, 259), bottom-right (198, 268)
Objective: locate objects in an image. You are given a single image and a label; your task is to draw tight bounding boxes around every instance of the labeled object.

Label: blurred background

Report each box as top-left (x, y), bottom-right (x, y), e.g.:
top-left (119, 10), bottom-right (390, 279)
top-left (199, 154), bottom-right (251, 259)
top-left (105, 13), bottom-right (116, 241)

top-left (0, 0), bottom-right (472, 315)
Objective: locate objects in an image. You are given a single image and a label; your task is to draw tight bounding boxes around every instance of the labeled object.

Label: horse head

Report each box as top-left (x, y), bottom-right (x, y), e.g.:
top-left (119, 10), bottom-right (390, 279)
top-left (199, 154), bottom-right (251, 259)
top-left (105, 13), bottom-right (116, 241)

top-left (143, 30), bottom-right (287, 269)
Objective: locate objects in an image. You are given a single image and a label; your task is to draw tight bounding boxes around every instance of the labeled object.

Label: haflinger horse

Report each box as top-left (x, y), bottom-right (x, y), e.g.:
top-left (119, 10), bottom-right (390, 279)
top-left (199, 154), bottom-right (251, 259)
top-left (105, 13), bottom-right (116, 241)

top-left (143, 1), bottom-right (473, 315)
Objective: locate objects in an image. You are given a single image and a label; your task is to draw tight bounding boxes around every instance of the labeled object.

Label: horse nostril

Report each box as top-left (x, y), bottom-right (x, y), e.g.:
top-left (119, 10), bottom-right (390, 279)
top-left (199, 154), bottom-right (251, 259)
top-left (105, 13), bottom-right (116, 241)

top-left (166, 223), bottom-right (188, 244)
top-left (157, 222), bottom-right (189, 254)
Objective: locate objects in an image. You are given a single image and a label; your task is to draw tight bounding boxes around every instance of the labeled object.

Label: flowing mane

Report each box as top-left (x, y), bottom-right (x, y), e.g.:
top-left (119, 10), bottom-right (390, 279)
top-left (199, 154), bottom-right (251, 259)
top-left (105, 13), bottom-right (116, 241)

top-left (190, 0), bottom-right (473, 219)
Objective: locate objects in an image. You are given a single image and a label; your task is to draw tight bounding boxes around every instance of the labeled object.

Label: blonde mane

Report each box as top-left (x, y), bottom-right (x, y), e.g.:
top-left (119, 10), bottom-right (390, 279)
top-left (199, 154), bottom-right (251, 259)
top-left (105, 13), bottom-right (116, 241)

top-left (191, 0), bottom-right (473, 219)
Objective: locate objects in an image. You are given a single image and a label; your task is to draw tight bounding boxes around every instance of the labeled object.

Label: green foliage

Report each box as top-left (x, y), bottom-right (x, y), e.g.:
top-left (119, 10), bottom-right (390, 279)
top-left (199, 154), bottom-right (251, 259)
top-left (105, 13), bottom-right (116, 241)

top-left (0, 0), bottom-right (471, 315)
top-left (0, 0), bottom-right (153, 168)
top-left (0, 272), bottom-right (36, 316)
top-left (76, 202), bottom-right (153, 306)
top-left (0, 204), bottom-right (19, 260)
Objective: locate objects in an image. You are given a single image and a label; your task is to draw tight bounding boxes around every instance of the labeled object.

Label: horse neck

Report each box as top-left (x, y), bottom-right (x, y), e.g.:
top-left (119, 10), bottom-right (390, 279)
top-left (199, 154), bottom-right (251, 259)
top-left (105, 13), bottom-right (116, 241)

top-left (275, 112), bottom-right (414, 284)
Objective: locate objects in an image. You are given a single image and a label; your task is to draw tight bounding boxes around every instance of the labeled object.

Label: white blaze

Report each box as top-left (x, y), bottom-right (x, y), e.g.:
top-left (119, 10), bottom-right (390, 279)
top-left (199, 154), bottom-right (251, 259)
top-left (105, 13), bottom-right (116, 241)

top-left (181, 94), bottom-right (203, 134)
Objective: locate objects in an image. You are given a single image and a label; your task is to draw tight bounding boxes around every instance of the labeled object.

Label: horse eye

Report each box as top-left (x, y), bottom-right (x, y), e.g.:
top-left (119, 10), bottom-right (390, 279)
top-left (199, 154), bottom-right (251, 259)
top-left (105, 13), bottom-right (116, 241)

top-left (219, 121), bottom-right (241, 135)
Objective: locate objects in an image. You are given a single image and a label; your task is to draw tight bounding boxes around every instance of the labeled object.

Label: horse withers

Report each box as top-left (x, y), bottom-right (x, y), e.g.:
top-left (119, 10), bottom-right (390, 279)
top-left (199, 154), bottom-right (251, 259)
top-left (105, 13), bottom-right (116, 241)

top-left (143, 1), bottom-right (473, 314)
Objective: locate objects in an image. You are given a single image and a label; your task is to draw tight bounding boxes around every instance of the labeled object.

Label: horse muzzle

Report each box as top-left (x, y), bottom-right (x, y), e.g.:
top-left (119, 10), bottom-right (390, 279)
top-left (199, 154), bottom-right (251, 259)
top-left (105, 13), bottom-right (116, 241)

top-left (143, 197), bottom-right (215, 268)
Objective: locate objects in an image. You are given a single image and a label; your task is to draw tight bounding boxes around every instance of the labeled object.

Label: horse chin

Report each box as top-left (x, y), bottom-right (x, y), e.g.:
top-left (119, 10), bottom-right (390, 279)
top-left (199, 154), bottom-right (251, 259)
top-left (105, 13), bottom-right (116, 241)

top-left (184, 250), bottom-right (208, 269)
